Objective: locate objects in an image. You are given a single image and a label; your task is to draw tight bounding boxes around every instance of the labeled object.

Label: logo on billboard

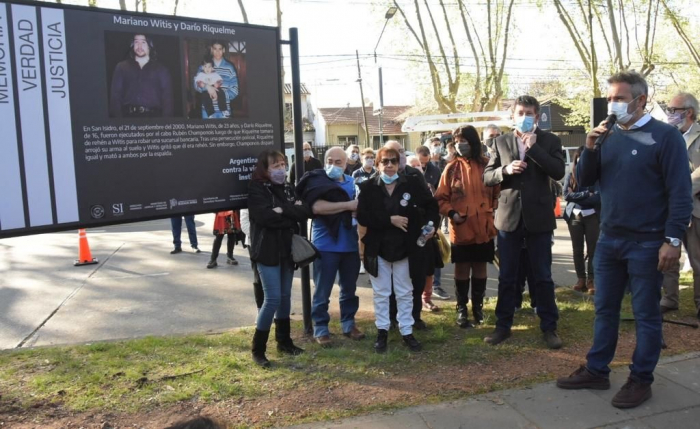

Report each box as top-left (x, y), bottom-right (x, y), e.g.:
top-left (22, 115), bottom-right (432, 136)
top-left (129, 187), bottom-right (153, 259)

top-left (90, 205), bottom-right (105, 219)
top-left (112, 203), bottom-right (124, 215)
top-left (169, 198), bottom-right (178, 209)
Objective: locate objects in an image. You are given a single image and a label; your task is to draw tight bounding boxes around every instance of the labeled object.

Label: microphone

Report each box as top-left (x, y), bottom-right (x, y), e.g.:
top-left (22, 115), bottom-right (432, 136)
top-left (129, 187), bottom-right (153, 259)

top-left (594, 114), bottom-right (617, 148)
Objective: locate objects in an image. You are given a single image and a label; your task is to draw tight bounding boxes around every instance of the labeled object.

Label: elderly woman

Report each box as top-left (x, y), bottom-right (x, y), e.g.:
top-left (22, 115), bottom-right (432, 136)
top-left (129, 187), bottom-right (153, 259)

top-left (435, 126), bottom-right (499, 328)
top-left (248, 149), bottom-right (311, 367)
top-left (357, 147), bottom-right (439, 353)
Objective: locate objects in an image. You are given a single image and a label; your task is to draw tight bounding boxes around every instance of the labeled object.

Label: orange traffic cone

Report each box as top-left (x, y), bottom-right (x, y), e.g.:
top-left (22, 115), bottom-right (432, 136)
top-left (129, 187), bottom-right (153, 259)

top-left (74, 228), bottom-right (99, 266)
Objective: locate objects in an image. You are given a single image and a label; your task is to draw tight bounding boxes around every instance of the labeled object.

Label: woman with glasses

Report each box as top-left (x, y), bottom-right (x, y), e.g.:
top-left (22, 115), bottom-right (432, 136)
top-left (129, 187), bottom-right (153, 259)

top-left (435, 125), bottom-right (499, 328)
top-left (248, 149), bottom-right (312, 367)
top-left (357, 147), bottom-right (439, 353)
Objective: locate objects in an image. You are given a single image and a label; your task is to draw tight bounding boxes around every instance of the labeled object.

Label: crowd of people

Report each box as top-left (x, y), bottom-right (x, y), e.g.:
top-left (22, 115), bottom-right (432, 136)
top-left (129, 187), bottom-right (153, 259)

top-left (169, 70), bottom-right (698, 411)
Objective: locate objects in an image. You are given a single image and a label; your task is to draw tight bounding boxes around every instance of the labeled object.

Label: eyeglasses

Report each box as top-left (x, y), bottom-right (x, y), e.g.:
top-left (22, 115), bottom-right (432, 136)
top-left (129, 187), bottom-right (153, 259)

top-left (380, 158), bottom-right (399, 166)
top-left (666, 107), bottom-right (688, 114)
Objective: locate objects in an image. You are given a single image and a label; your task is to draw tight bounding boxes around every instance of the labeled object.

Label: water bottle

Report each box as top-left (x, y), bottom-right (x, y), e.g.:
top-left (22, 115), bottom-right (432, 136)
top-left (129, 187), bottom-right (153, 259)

top-left (416, 221), bottom-right (434, 247)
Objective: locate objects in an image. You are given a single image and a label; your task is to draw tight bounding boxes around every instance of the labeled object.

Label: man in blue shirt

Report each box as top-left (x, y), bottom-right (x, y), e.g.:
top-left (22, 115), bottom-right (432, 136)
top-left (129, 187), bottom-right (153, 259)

top-left (557, 71), bottom-right (692, 409)
top-left (308, 147), bottom-right (365, 346)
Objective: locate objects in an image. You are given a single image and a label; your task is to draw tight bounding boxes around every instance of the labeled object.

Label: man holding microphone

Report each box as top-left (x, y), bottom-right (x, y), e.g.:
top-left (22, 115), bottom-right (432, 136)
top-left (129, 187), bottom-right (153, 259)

top-left (557, 71), bottom-right (692, 409)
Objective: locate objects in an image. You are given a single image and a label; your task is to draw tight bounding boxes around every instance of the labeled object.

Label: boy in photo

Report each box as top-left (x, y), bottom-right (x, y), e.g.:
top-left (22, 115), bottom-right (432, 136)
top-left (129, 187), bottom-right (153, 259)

top-left (194, 58), bottom-right (230, 118)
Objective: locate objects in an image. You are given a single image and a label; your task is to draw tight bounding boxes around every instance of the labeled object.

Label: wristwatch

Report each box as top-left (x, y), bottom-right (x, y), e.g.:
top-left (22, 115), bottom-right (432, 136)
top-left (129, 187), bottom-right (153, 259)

top-left (665, 237), bottom-right (682, 247)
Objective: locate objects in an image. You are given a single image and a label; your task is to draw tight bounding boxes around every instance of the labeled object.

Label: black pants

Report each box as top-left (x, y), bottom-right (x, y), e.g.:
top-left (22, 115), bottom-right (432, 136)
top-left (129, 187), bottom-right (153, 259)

top-left (566, 213), bottom-right (600, 279)
top-left (515, 246), bottom-right (536, 309)
top-left (248, 247), bottom-right (264, 309)
top-left (197, 89), bottom-right (228, 116)
top-left (211, 233), bottom-right (235, 261)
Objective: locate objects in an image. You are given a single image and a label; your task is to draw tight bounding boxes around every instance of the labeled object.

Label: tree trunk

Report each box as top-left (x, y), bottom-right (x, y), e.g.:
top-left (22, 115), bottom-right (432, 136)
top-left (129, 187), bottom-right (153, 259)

top-left (173, 0), bottom-right (180, 16)
top-left (119, 0), bottom-right (126, 11)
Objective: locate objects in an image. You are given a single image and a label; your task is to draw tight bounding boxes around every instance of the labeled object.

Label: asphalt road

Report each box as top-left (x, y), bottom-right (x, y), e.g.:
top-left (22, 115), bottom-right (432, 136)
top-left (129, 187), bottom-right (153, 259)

top-left (0, 216), bottom-right (578, 350)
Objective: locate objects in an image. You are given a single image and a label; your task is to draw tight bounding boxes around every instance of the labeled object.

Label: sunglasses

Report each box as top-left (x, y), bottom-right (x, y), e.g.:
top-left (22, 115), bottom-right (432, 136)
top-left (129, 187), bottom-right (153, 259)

top-left (380, 158), bottom-right (398, 166)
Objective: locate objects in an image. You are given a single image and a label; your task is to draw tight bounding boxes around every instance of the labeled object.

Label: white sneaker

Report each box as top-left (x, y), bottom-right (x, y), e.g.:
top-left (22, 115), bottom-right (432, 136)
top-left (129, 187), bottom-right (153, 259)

top-left (359, 262), bottom-right (366, 274)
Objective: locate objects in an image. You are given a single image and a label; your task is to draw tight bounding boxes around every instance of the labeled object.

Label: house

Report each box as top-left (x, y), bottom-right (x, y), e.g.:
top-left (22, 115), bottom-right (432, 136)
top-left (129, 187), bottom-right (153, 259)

top-left (283, 83), bottom-right (316, 144)
top-left (314, 105), bottom-right (422, 150)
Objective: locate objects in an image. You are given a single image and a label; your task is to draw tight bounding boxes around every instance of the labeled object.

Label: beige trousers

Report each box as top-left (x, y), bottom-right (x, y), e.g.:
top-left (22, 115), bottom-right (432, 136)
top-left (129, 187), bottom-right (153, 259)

top-left (661, 216), bottom-right (700, 311)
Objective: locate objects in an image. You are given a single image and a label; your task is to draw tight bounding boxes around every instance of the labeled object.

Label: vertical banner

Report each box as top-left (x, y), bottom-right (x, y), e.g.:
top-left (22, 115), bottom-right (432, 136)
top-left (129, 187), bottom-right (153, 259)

top-left (41, 7), bottom-right (78, 223)
top-left (0, 3), bottom-right (25, 230)
top-left (11, 3), bottom-right (53, 226)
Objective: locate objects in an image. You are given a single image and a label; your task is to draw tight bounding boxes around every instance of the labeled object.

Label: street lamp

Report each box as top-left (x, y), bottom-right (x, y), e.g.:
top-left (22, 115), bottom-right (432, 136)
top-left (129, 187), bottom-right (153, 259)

top-left (373, 6), bottom-right (397, 148)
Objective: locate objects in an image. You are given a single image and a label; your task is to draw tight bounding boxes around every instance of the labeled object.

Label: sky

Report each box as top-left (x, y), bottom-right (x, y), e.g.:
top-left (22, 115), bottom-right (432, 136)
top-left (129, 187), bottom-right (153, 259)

top-left (40, 0), bottom-right (700, 109)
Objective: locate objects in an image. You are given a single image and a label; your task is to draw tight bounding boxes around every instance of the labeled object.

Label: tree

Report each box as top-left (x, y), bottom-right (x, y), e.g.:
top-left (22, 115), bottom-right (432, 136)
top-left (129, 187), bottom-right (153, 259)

top-left (661, 0), bottom-right (700, 68)
top-left (173, 0), bottom-right (180, 16)
top-left (392, 0), bottom-right (514, 113)
top-left (550, 0), bottom-right (664, 97)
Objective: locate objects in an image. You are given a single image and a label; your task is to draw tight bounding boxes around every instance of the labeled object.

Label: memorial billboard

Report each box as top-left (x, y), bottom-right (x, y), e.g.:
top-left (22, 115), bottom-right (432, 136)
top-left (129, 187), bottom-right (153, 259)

top-left (0, 0), bottom-right (283, 238)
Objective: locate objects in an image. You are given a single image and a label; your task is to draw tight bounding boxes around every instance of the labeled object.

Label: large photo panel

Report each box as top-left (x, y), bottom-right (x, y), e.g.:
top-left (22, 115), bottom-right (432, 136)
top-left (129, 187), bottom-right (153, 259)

top-left (0, 0), bottom-right (283, 238)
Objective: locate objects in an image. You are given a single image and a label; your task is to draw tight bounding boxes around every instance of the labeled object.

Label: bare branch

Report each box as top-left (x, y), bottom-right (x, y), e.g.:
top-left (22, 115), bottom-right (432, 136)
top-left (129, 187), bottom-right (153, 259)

top-left (661, 0), bottom-right (700, 68)
top-left (606, 0), bottom-right (624, 70)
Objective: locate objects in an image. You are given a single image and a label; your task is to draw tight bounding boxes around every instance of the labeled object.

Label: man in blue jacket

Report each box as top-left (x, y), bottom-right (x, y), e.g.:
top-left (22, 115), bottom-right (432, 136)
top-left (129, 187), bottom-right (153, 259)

top-left (557, 71), bottom-right (693, 409)
top-left (298, 147), bottom-right (365, 347)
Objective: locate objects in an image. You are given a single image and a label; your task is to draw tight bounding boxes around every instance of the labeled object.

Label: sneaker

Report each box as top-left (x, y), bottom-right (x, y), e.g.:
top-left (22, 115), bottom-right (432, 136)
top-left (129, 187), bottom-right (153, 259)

top-left (207, 260), bottom-right (218, 269)
top-left (222, 110), bottom-right (231, 118)
top-left (402, 334), bottom-right (422, 352)
top-left (611, 377), bottom-right (652, 409)
top-left (170, 247), bottom-right (182, 254)
top-left (659, 305), bottom-right (678, 314)
top-left (484, 328), bottom-right (511, 345)
top-left (556, 365), bottom-right (611, 390)
top-left (342, 326), bottom-right (366, 340)
top-left (374, 329), bottom-right (388, 353)
top-left (359, 262), bottom-right (366, 274)
top-left (227, 256), bottom-right (239, 265)
top-left (432, 286), bottom-right (450, 300)
top-left (315, 335), bottom-right (332, 348)
top-left (543, 330), bottom-right (563, 349)
top-left (192, 246), bottom-right (201, 253)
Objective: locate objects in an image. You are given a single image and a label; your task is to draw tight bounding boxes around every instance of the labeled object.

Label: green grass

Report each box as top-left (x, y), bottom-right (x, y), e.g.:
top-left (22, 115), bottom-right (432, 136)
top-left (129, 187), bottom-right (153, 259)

top-left (0, 285), bottom-right (697, 426)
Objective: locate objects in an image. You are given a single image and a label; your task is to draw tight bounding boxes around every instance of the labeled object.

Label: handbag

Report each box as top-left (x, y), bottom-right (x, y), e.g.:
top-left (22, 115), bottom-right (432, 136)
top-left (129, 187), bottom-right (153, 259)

top-left (290, 233), bottom-right (320, 268)
top-left (436, 229), bottom-right (451, 266)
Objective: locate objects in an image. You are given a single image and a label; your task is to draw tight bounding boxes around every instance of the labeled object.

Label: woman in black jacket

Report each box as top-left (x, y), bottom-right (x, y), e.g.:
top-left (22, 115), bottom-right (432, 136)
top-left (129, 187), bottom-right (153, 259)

top-left (248, 150), bottom-right (311, 367)
top-left (563, 146), bottom-right (601, 295)
top-left (357, 147), bottom-right (439, 354)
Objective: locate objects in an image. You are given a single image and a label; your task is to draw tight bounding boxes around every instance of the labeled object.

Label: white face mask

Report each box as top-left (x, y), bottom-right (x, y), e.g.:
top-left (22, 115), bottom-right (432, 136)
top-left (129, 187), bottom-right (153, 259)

top-left (303, 150), bottom-right (313, 158)
top-left (363, 158), bottom-right (375, 168)
top-left (608, 96), bottom-right (640, 125)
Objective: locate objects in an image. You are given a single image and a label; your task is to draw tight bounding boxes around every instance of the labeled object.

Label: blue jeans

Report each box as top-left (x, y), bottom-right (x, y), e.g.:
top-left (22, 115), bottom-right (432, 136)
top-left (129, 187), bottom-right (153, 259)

top-left (586, 233), bottom-right (664, 383)
top-left (171, 215), bottom-right (198, 248)
top-left (256, 261), bottom-right (294, 331)
top-left (312, 251), bottom-right (361, 337)
top-left (495, 221), bottom-right (559, 332)
top-left (433, 267), bottom-right (442, 287)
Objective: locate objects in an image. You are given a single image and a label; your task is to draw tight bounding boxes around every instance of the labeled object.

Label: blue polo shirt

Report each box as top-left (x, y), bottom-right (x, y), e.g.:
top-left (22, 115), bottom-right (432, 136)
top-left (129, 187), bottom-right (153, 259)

top-left (311, 175), bottom-right (359, 252)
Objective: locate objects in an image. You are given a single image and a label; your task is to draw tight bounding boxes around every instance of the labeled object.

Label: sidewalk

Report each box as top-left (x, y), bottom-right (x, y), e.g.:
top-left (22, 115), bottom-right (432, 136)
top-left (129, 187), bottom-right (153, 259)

top-left (292, 352), bottom-right (700, 429)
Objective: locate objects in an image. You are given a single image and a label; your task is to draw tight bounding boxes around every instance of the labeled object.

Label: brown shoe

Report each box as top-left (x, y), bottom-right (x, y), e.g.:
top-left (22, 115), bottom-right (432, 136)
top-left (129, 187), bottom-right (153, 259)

top-left (557, 365), bottom-right (610, 390)
top-left (342, 327), bottom-right (366, 341)
top-left (586, 278), bottom-right (594, 291)
top-left (573, 278), bottom-right (587, 292)
top-left (587, 285), bottom-right (596, 295)
top-left (611, 378), bottom-right (652, 409)
top-left (315, 335), bottom-right (332, 347)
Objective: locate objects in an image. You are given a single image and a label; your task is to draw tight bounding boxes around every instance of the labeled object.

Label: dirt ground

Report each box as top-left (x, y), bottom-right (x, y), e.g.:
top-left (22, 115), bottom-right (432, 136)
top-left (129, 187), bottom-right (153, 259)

top-left (1, 317), bottom-right (698, 429)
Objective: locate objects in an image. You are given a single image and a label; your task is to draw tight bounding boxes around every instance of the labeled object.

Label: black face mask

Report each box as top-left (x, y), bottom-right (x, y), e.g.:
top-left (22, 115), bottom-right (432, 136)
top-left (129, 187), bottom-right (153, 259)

top-left (457, 143), bottom-right (471, 156)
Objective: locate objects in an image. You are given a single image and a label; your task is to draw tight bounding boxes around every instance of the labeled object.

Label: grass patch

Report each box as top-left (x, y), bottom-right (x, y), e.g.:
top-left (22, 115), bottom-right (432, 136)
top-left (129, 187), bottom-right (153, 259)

top-left (0, 286), bottom-right (697, 426)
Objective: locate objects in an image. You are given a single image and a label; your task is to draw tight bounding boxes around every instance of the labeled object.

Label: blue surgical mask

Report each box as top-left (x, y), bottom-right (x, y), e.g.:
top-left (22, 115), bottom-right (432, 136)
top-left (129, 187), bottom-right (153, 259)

top-left (514, 115), bottom-right (535, 133)
top-left (666, 112), bottom-right (684, 127)
top-left (269, 168), bottom-right (286, 185)
top-left (325, 164), bottom-right (343, 180)
top-left (380, 173), bottom-right (399, 184)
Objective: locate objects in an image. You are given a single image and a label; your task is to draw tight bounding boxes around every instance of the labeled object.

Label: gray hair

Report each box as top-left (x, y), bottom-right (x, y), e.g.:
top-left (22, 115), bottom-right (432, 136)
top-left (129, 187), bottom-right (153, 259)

top-left (608, 70), bottom-right (648, 98)
top-left (483, 123), bottom-right (501, 135)
top-left (677, 92), bottom-right (699, 121)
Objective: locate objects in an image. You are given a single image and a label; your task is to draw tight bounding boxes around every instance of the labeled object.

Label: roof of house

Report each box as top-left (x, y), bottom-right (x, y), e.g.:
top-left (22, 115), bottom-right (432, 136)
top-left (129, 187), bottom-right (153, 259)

top-left (318, 105), bottom-right (413, 135)
top-left (283, 83), bottom-right (310, 95)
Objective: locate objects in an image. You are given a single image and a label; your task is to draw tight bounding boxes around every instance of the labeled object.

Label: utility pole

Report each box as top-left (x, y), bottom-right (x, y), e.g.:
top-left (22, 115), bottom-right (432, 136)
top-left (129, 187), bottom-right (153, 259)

top-left (356, 50), bottom-right (371, 147)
